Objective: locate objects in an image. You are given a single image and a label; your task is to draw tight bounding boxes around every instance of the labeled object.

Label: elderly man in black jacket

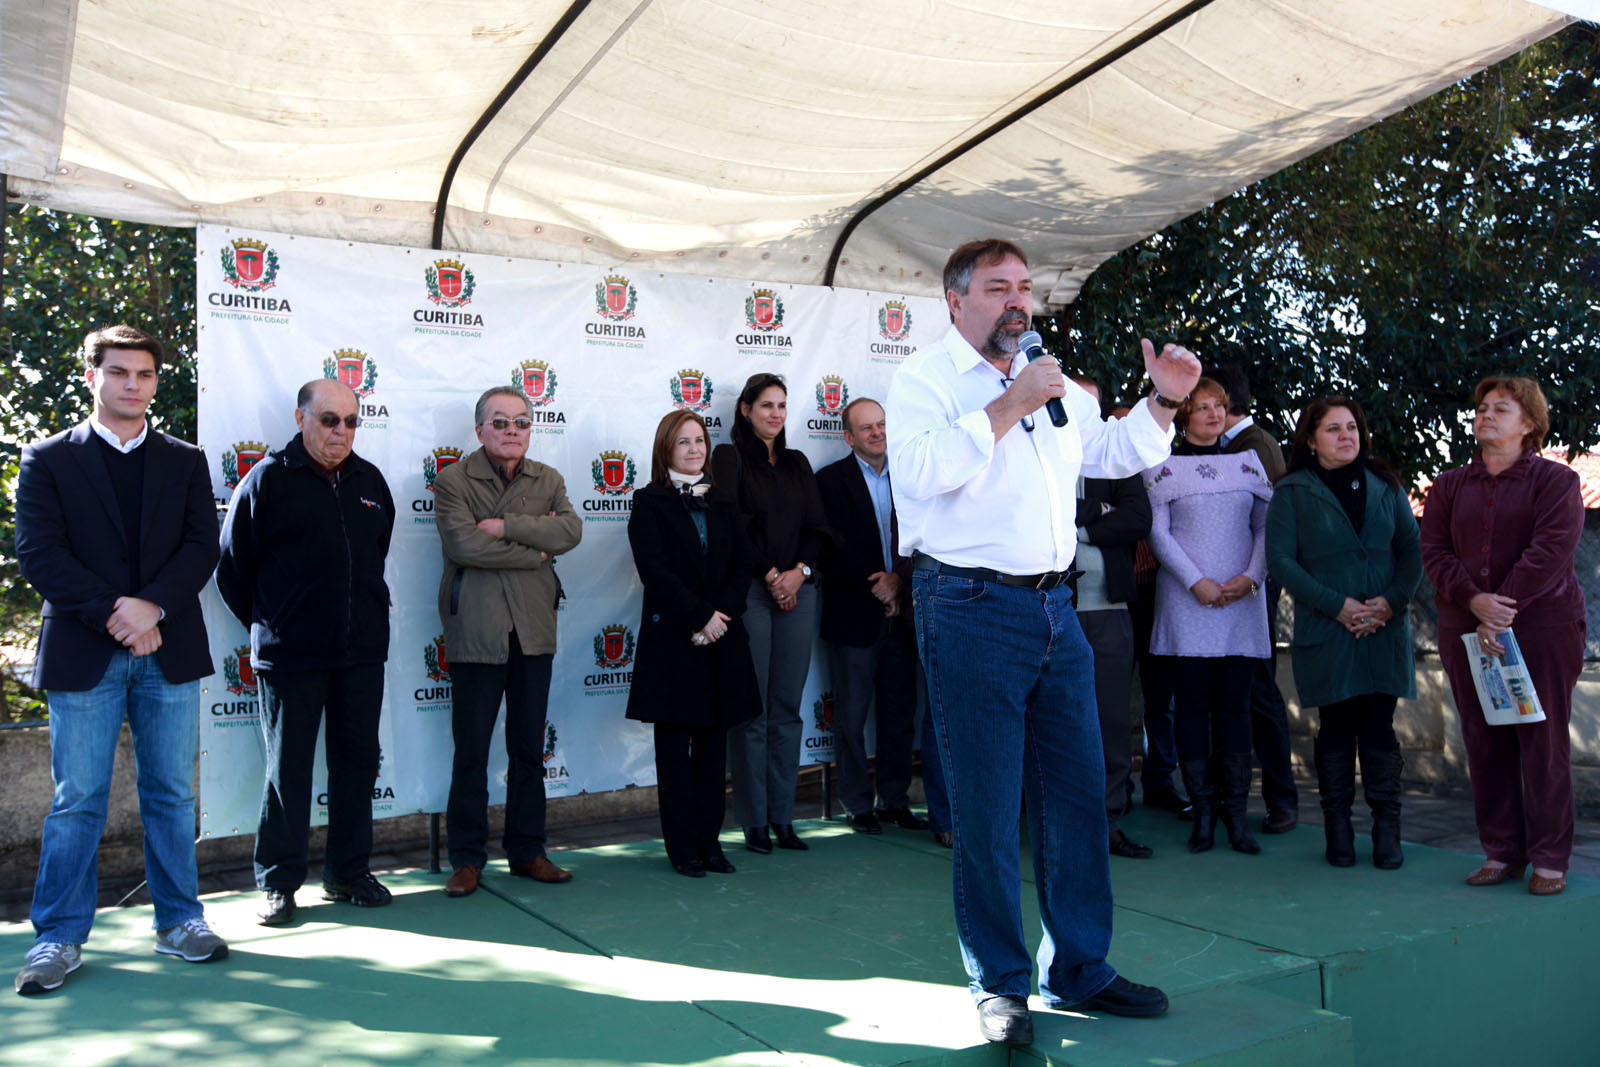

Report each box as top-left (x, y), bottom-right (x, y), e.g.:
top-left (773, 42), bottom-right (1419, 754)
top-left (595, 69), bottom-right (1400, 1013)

top-left (1072, 378), bottom-right (1156, 859)
top-left (218, 379), bottom-right (395, 927)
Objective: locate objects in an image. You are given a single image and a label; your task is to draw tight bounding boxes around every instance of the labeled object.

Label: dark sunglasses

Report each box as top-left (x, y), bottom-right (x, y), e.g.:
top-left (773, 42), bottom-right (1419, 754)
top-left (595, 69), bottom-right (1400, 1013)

top-left (316, 413), bottom-right (361, 429)
top-left (488, 417), bottom-right (534, 431)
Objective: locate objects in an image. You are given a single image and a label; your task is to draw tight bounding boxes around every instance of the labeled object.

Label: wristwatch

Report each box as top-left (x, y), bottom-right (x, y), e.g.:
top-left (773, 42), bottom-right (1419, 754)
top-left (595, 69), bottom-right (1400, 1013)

top-left (1153, 392), bottom-right (1187, 410)
top-left (797, 563), bottom-right (813, 581)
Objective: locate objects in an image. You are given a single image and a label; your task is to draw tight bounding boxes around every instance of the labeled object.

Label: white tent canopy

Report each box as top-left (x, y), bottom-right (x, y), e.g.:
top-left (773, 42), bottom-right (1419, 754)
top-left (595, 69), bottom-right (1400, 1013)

top-left (1, 0), bottom-right (1568, 306)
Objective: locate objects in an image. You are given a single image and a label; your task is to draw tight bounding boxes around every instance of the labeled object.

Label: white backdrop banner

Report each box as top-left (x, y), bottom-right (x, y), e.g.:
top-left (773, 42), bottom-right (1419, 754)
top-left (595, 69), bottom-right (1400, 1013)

top-left (194, 225), bottom-right (945, 839)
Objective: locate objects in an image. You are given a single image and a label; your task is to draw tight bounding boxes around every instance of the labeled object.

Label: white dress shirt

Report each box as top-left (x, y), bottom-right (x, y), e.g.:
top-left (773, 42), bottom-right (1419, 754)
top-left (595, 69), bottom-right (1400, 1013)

top-left (1218, 413), bottom-right (1254, 447)
top-left (887, 324), bottom-right (1172, 574)
top-left (89, 415), bottom-right (149, 454)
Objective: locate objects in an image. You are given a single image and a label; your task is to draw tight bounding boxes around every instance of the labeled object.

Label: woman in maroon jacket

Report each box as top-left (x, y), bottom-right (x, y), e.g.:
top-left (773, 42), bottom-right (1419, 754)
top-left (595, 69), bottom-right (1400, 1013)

top-left (1421, 377), bottom-right (1586, 895)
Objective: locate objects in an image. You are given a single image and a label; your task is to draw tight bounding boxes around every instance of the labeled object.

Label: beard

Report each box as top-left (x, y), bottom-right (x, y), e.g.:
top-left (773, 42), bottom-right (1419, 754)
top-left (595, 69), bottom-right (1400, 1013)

top-left (981, 310), bottom-right (1030, 360)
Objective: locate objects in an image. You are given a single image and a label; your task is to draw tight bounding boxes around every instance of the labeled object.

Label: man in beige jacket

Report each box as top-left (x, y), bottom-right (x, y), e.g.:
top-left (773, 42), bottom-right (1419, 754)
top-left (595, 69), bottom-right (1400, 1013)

top-left (435, 386), bottom-right (582, 896)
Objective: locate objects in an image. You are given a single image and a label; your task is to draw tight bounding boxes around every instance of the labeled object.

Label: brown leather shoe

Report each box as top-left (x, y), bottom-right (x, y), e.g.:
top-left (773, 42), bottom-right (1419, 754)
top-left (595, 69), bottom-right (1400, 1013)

top-left (444, 865), bottom-right (481, 897)
top-left (512, 855), bottom-right (573, 884)
top-left (1529, 873), bottom-right (1566, 896)
top-left (1465, 862), bottom-right (1526, 886)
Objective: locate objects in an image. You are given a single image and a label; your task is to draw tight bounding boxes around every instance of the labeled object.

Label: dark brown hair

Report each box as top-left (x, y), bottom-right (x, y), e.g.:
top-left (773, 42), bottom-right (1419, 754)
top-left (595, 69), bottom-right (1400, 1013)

top-left (83, 324), bottom-right (164, 373)
top-left (730, 372), bottom-right (788, 453)
top-left (1474, 376), bottom-right (1549, 451)
top-left (943, 239), bottom-right (1029, 298)
top-left (1286, 396), bottom-right (1401, 488)
top-left (650, 409), bottom-right (712, 486)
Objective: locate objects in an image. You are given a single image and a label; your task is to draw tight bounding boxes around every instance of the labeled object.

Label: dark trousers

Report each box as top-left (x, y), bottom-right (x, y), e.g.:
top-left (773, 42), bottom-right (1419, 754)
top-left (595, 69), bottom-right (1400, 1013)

top-left (654, 722), bottom-right (729, 866)
top-left (826, 615), bottom-right (919, 815)
top-left (1318, 692), bottom-right (1400, 752)
top-left (1130, 582), bottom-right (1178, 792)
top-left (254, 664), bottom-right (383, 891)
top-left (1172, 656), bottom-right (1255, 761)
top-left (447, 649), bottom-right (553, 869)
top-left (1250, 578), bottom-right (1299, 813)
top-left (1078, 608), bottom-right (1136, 832)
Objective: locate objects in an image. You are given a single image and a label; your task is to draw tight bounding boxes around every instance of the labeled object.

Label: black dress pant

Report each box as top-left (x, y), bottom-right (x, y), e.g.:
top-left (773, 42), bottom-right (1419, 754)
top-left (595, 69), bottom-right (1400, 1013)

top-left (447, 648), bottom-right (553, 869)
top-left (1130, 581), bottom-right (1179, 792)
top-left (826, 615), bottom-right (919, 816)
top-left (254, 663), bottom-right (384, 891)
top-left (1250, 577), bottom-right (1299, 813)
top-left (653, 722), bottom-right (729, 866)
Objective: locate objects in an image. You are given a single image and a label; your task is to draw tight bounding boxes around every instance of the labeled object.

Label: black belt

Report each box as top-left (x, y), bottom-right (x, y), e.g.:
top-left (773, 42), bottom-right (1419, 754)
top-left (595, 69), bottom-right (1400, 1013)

top-left (913, 552), bottom-right (1078, 592)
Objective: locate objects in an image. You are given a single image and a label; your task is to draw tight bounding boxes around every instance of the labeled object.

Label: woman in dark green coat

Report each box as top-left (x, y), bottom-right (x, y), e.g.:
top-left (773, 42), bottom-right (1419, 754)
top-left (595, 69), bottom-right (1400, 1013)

top-left (1266, 397), bottom-right (1421, 870)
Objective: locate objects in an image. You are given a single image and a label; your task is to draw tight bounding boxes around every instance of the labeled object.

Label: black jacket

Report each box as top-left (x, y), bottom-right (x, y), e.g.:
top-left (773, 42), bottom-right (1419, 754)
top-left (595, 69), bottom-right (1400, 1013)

top-left (624, 483), bottom-right (760, 729)
top-left (816, 454), bottom-right (912, 647)
top-left (16, 422), bottom-right (219, 690)
top-left (217, 434), bottom-right (395, 671)
top-left (710, 439), bottom-right (829, 579)
top-left (1075, 474), bottom-right (1151, 606)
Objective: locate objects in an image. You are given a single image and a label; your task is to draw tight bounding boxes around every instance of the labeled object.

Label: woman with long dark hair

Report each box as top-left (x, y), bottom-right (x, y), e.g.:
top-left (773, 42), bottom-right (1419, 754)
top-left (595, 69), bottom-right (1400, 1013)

top-left (1266, 397), bottom-right (1421, 869)
top-left (626, 410), bottom-right (760, 877)
top-left (711, 373), bottom-right (830, 854)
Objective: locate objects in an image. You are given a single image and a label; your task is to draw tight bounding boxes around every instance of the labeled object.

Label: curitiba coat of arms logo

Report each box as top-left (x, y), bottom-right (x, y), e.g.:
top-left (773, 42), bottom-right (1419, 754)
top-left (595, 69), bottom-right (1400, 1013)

top-left (425, 258), bottom-right (476, 307)
top-left (745, 287), bottom-right (785, 331)
top-left (595, 274), bottom-right (638, 321)
top-left (424, 634), bottom-right (451, 681)
top-left (324, 349), bottom-right (379, 398)
top-left (423, 446), bottom-right (463, 491)
top-left (591, 450), bottom-right (637, 495)
top-left (224, 645), bottom-right (257, 695)
top-left (878, 300), bottom-right (912, 341)
top-left (812, 692), bottom-right (835, 732)
top-left (513, 359), bottom-right (557, 406)
top-left (220, 238), bottom-right (279, 291)
top-left (543, 720), bottom-right (559, 763)
top-left (669, 369), bottom-right (712, 412)
top-left (221, 441), bottom-right (270, 490)
top-left (815, 375), bottom-right (849, 416)
top-left (593, 624), bottom-right (636, 668)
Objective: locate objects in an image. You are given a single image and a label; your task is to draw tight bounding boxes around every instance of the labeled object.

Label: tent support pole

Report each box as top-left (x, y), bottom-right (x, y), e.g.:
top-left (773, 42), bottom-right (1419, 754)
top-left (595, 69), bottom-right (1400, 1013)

top-left (821, 0), bottom-right (1218, 287)
top-left (431, 0), bottom-right (595, 251)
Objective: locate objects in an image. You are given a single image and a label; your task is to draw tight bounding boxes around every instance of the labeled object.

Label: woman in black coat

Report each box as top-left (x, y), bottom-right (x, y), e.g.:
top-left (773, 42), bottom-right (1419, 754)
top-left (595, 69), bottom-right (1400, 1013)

top-left (627, 410), bottom-right (761, 877)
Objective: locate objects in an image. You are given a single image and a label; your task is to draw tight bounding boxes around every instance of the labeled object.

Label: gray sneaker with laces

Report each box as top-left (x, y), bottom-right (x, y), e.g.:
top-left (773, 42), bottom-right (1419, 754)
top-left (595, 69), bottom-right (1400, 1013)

top-left (154, 917), bottom-right (229, 963)
top-left (15, 942), bottom-right (82, 995)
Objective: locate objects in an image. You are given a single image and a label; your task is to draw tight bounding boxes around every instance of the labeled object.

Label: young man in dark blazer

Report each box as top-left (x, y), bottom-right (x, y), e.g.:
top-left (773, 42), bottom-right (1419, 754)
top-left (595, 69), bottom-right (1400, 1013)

top-left (14, 325), bottom-right (226, 996)
top-left (817, 398), bottom-right (926, 835)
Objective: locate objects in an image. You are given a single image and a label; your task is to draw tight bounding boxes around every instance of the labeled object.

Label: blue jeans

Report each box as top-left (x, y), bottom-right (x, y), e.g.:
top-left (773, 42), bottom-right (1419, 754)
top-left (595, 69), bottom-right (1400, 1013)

top-left (913, 569), bottom-right (1117, 1005)
top-left (31, 651), bottom-right (202, 944)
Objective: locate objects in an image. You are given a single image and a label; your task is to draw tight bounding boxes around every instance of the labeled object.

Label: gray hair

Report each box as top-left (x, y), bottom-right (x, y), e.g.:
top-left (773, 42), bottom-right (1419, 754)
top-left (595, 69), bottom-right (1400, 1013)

top-left (474, 385), bottom-right (531, 425)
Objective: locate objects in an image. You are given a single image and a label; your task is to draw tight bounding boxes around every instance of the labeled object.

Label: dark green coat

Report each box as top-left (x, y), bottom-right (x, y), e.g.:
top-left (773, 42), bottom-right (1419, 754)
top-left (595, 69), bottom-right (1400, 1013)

top-left (1266, 466), bottom-right (1422, 707)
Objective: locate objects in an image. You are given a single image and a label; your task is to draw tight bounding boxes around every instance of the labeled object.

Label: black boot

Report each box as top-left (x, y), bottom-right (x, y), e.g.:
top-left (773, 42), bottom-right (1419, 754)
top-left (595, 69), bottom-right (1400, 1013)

top-left (1315, 735), bottom-right (1357, 867)
top-left (1179, 760), bottom-right (1216, 853)
top-left (1219, 753), bottom-right (1261, 854)
top-left (1361, 747), bottom-right (1405, 870)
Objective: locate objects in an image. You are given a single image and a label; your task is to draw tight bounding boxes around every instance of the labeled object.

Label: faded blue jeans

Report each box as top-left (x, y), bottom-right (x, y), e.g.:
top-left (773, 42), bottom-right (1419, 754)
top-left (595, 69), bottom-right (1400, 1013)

top-left (32, 650), bottom-right (203, 944)
top-left (913, 569), bottom-right (1118, 1006)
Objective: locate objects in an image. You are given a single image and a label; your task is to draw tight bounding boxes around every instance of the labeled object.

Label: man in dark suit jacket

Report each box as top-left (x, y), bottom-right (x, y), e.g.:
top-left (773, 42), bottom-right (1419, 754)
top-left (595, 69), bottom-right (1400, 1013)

top-left (13, 325), bottom-right (226, 996)
top-left (817, 398), bottom-right (927, 835)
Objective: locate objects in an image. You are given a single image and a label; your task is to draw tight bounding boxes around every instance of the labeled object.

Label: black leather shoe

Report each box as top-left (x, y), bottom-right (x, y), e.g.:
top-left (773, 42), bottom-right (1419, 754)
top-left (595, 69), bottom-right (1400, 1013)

top-left (744, 827), bottom-right (773, 854)
top-left (258, 889), bottom-right (295, 926)
top-left (672, 860), bottom-right (707, 878)
top-left (976, 995), bottom-right (1033, 1046)
top-left (1143, 785), bottom-right (1192, 817)
top-left (932, 830), bottom-right (954, 849)
top-left (771, 823), bottom-right (808, 850)
top-left (848, 811), bottom-right (883, 835)
top-left (876, 806), bottom-right (930, 831)
top-left (321, 871), bottom-right (392, 908)
top-left (1261, 808), bottom-right (1298, 834)
top-left (1069, 975), bottom-right (1169, 1018)
top-left (702, 853), bottom-right (737, 874)
top-left (1108, 829), bottom-right (1153, 859)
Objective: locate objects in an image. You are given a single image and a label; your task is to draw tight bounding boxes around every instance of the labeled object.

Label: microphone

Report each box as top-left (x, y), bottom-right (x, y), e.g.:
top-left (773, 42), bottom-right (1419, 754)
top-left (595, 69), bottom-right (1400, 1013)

top-left (1018, 331), bottom-right (1069, 428)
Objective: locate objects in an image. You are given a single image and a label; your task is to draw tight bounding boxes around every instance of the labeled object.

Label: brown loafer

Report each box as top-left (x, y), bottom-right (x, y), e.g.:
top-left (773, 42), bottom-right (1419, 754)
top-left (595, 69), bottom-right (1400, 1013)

top-left (1529, 873), bottom-right (1566, 896)
top-left (1464, 862), bottom-right (1526, 886)
top-left (444, 865), bottom-right (481, 897)
top-left (512, 855), bottom-right (573, 884)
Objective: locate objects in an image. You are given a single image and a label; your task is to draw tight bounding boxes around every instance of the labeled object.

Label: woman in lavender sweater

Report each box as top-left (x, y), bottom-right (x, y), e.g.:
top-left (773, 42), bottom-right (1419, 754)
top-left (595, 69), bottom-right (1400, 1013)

top-left (1145, 378), bottom-right (1273, 854)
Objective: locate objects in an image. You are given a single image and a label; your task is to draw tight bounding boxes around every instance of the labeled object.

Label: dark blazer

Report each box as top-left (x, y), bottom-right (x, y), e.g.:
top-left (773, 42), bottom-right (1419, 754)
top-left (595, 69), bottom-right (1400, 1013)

top-left (816, 454), bottom-right (912, 647)
top-left (16, 421), bottom-right (220, 691)
top-left (625, 483), bottom-right (760, 728)
top-left (1225, 422), bottom-right (1287, 484)
top-left (1075, 473), bottom-right (1152, 606)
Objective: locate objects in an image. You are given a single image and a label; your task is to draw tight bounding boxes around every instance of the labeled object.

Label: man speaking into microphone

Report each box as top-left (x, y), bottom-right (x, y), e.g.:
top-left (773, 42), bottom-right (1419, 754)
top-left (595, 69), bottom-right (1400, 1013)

top-left (887, 239), bottom-right (1199, 1046)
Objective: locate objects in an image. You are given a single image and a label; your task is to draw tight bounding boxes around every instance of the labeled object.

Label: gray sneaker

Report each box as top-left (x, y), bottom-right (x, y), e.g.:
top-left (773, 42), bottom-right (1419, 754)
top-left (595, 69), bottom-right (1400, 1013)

top-left (154, 917), bottom-right (229, 963)
top-left (15, 942), bottom-right (82, 995)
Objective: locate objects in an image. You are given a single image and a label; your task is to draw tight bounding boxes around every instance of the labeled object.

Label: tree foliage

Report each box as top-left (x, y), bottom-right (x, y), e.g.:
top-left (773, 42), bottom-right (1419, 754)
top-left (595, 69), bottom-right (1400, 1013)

top-left (1050, 23), bottom-right (1600, 482)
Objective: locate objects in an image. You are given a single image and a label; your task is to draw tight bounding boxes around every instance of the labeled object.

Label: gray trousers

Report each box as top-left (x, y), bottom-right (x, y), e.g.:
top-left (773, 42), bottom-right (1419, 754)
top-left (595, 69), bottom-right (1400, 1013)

top-left (826, 615), bottom-right (919, 815)
top-left (730, 579), bottom-right (818, 827)
top-left (1077, 608), bottom-right (1136, 833)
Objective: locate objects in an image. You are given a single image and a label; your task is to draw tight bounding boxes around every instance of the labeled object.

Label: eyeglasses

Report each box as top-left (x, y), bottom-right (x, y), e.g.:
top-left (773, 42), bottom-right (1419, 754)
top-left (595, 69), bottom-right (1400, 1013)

top-left (316, 413), bottom-right (361, 429)
top-left (487, 417), bottom-right (534, 431)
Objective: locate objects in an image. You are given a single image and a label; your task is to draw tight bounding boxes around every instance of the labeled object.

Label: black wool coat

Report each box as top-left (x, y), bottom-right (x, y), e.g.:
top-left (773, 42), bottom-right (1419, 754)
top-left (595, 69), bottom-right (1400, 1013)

top-left (624, 483), bottom-right (761, 729)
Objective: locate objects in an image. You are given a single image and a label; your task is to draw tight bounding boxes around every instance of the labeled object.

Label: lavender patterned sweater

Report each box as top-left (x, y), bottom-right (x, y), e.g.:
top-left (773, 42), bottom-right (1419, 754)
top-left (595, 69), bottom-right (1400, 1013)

top-left (1144, 453), bottom-right (1273, 658)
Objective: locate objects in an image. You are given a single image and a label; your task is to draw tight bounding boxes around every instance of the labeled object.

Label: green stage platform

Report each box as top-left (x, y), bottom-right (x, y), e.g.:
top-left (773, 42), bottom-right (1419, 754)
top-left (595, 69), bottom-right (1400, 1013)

top-left (1, 808), bottom-right (1594, 1066)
